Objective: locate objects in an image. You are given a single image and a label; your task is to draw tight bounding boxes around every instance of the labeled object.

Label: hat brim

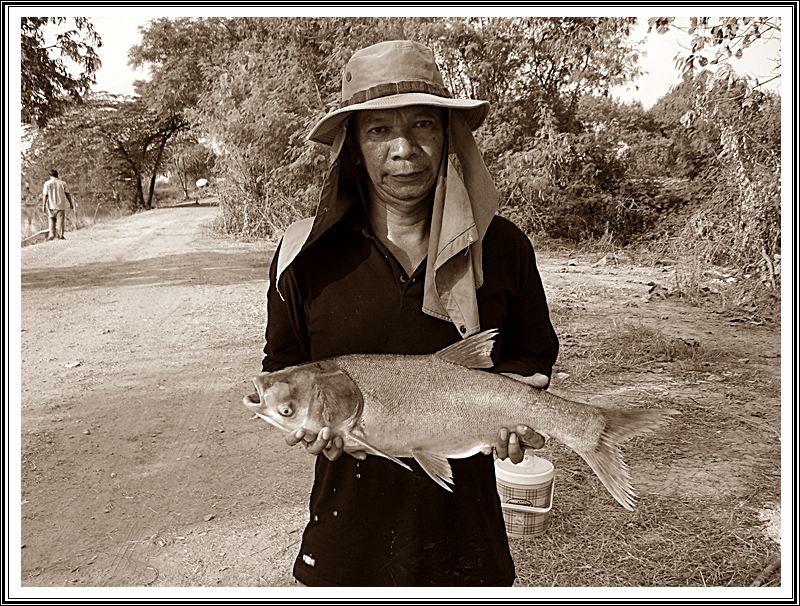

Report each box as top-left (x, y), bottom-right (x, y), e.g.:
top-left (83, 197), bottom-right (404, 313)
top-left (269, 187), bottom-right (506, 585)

top-left (307, 93), bottom-right (489, 146)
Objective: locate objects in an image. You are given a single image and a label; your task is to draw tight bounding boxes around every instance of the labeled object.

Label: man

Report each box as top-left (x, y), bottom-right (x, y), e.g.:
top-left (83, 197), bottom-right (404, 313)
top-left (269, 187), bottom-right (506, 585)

top-left (262, 40), bottom-right (559, 586)
top-left (42, 169), bottom-right (74, 240)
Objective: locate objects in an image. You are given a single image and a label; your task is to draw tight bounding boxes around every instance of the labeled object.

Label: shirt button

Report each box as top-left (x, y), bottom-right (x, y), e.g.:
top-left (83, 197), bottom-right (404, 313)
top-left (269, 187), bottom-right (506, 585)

top-left (459, 325), bottom-right (466, 334)
top-left (399, 275), bottom-right (407, 283)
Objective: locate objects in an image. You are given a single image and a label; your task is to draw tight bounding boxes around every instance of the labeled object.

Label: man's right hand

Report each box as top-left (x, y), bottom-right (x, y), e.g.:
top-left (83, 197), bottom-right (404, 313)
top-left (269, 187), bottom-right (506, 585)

top-left (285, 427), bottom-right (366, 462)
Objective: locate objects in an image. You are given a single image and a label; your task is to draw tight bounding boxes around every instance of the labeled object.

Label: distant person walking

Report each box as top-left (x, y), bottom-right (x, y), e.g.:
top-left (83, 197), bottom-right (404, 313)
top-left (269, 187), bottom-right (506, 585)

top-left (42, 170), bottom-right (74, 240)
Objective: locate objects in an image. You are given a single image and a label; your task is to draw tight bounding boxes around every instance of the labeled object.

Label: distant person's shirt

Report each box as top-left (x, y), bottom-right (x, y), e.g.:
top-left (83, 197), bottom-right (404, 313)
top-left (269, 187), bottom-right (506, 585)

top-left (43, 177), bottom-right (70, 210)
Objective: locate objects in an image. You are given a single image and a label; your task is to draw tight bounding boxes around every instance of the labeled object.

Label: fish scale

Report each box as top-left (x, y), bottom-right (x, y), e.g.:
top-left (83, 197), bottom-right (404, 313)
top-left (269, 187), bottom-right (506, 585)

top-left (245, 329), bottom-right (679, 509)
top-left (336, 354), bottom-right (529, 453)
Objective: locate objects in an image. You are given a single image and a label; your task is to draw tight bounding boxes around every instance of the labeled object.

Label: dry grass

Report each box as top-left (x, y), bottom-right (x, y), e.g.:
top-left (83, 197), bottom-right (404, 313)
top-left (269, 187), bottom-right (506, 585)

top-left (630, 237), bottom-right (780, 321)
top-left (511, 489), bottom-right (779, 587)
top-left (21, 203), bottom-right (129, 244)
top-left (510, 255), bottom-right (782, 588)
top-left (552, 321), bottom-right (724, 382)
top-left (510, 431), bottom-right (780, 588)
top-left (536, 232), bottom-right (780, 322)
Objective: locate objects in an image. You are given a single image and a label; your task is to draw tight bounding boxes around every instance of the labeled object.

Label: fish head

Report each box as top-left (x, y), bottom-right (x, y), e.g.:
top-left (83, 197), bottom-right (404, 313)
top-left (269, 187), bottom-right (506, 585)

top-left (244, 360), bottom-right (363, 435)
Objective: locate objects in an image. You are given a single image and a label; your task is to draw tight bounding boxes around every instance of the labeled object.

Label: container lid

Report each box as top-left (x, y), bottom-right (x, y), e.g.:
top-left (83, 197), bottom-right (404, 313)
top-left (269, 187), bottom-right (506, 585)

top-left (495, 453), bottom-right (554, 484)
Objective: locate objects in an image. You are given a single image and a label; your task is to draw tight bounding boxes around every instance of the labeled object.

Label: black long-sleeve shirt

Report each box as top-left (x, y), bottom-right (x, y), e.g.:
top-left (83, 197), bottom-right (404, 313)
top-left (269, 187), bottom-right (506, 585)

top-left (262, 206), bottom-right (558, 586)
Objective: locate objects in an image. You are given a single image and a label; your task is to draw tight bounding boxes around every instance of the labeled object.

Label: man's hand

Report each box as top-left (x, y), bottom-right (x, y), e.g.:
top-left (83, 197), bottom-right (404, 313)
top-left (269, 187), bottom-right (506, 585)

top-left (477, 372), bottom-right (549, 463)
top-left (483, 425), bottom-right (546, 463)
top-left (285, 427), bottom-right (366, 462)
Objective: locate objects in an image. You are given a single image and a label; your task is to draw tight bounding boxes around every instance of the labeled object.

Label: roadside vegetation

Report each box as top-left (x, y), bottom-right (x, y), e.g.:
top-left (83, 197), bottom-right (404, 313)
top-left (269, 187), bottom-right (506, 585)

top-left (21, 16), bottom-right (781, 319)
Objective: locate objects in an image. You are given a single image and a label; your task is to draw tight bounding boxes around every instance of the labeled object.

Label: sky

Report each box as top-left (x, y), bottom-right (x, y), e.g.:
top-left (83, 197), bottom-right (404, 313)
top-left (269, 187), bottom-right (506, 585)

top-left (70, 12), bottom-right (783, 108)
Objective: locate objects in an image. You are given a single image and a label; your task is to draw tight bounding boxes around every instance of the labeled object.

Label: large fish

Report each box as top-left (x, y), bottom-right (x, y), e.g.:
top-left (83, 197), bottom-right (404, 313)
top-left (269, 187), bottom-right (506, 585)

top-left (243, 329), bottom-right (678, 509)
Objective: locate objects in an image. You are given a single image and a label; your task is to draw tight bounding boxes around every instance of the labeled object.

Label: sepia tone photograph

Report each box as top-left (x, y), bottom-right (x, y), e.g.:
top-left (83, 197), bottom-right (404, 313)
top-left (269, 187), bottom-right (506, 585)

top-left (6, 3), bottom-right (792, 601)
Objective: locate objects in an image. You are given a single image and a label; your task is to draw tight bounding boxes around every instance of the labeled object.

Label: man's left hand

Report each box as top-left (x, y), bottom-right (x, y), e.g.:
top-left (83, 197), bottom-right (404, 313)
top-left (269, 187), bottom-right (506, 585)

top-left (482, 372), bottom-right (549, 463)
top-left (486, 425), bottom-right (546, 463)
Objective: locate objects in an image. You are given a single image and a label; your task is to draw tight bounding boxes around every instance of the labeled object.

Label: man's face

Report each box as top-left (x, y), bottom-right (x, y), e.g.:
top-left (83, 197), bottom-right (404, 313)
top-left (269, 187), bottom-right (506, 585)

top-left (352, 106), bottom-right (445, 208)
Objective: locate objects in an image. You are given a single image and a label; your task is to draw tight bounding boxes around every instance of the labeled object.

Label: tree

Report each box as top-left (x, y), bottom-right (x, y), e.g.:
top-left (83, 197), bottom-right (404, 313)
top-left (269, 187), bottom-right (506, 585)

top-left (23, 96), bottom-right (135, 213)
top-left (21, 17), bottom-right (102, 127)
top-left (24, 95), bottom-right (190, 212)
top-left (648, 17), bottom-right (781, 91)
top-left (93, 101), bottom-right (189, 209)
top-left (647, 56), bottom-right (781, 291)
top-left (131, 17), bottom-right (643, 239)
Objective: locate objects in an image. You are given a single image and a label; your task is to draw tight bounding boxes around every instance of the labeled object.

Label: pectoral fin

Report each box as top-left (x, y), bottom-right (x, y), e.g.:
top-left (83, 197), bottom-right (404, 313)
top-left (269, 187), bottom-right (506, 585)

top-left (412, 450), bottom-right (454, 492)
top-left (345, 432), bottom-right (412, 471)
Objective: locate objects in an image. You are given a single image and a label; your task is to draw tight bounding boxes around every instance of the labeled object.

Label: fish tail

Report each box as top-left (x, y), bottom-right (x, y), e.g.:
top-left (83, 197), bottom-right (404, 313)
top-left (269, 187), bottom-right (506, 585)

top-left (577, 407), bottom-right (679, 510)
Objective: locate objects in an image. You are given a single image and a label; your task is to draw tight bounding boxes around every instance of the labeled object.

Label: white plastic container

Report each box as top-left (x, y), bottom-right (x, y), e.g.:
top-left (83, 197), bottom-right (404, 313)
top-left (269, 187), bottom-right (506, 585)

top-left (495, 453), bottom-right (555, 537)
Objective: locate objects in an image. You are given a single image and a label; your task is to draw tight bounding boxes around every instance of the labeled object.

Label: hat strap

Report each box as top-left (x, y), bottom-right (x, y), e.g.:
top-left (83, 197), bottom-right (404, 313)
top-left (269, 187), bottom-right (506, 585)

top-left (342, 80), bottom-right (452, 107)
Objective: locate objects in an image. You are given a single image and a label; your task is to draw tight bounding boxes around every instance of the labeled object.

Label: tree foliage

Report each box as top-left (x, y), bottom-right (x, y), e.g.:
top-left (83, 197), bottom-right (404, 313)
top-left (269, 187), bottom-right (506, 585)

top-left (24, 97), bottom-right (133, 212)
top-left (21, 17), bottom-right (102, 127)
top-left (24, 94), bottom-right (189, 212)
top-left (93, 101), bottom-right (189, 209)
top-left (24, 16), bottom-right (779, 313)
top-left (649, 17), bottom-right (781, 89)
top-left (131, 16), bottom-right (643, 238)
top-left (647, 18), bottom-right (781, 289)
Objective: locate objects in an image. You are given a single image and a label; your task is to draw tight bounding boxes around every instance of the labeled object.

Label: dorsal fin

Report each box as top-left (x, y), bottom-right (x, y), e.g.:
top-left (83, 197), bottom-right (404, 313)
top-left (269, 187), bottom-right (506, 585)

top-left (434, 329), bottom-right (498, 369)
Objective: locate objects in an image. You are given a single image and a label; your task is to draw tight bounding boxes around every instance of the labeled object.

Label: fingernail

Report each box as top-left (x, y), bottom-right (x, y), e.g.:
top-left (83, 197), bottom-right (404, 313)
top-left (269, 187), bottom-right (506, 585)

top-left (509, 433), bottom-right (518, 443)
top-left (500, 428), bottom-right (508, 440)
top-left (320, 427), bottom-right (330, 440)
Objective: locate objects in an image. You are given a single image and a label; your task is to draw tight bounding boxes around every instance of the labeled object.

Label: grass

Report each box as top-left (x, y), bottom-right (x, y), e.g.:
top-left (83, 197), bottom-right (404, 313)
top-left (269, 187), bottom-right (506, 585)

top-left (513, 245), bottom-right (782, 588)
top-left (511, 430), bottom-right (781, 587)
top-left (551, 320), bottom-right (724, 382)
top-left (632, 237), bottom-right (780, 322)
top-left (535, 230), bottom-right (780, 323)
top-left (21, 204), bottom-right (129, 244)
top-left (511, 491), bottom-right (779, 587)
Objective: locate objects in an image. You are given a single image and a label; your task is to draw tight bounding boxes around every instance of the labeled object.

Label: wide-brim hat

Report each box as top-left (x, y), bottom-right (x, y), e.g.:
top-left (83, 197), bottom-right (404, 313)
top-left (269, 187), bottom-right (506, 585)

top-left (308, 40), bottom-right (489, 146)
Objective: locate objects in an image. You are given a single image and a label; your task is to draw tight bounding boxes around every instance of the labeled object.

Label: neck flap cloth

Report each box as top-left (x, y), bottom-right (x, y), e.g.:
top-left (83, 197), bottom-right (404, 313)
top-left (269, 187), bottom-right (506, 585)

top-left (274, 40), bottom-right (498, 338)
top-left (275, 111), bottom-right (497, 339)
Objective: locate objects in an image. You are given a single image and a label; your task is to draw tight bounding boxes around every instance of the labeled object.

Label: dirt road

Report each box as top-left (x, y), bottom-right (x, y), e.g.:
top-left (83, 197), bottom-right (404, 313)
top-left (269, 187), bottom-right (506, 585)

top-left (20, 202), bottom-right (311, 587)
top-left (19, 202), bottom-right (782, 589)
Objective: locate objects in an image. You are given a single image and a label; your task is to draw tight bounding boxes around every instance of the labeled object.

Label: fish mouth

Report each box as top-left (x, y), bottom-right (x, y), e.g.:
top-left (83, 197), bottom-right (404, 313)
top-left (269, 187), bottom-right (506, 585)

top-left (243, 392), bottom-right (262, 412)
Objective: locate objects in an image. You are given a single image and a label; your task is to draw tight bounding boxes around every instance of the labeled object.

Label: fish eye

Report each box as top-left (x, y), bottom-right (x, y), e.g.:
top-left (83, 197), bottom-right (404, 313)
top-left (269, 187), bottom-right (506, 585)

top-left (278, 403), bottom-right (293, 417)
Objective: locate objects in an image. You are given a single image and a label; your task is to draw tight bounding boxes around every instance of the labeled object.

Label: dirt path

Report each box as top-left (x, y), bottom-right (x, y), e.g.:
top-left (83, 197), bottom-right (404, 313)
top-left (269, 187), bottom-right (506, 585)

top-left (19, 203), bottom-right (782, 589)
top-left (20, 202), bottom-right (310, 587)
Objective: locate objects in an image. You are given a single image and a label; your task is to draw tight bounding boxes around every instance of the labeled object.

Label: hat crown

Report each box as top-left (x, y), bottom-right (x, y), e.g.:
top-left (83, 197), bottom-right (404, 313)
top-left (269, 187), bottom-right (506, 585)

top-left (341, 40), bottom-right (449, 106)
